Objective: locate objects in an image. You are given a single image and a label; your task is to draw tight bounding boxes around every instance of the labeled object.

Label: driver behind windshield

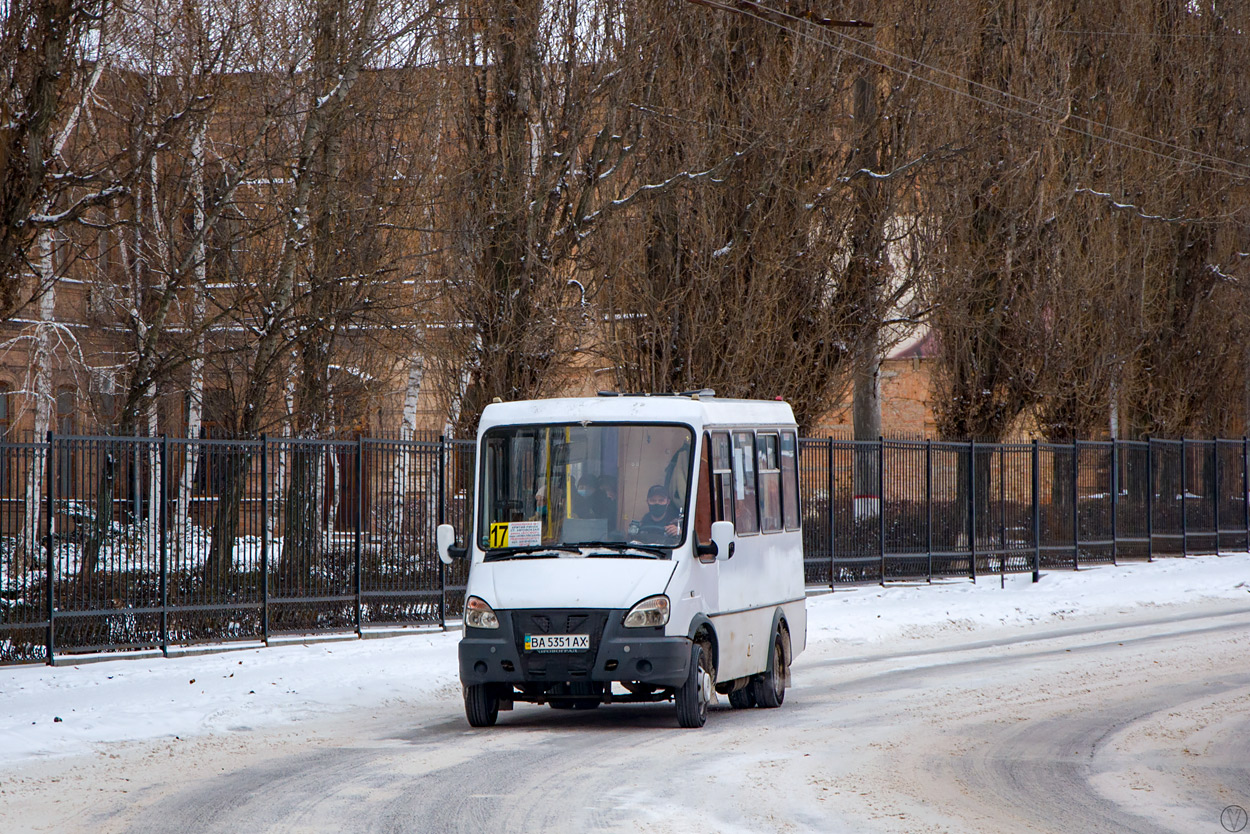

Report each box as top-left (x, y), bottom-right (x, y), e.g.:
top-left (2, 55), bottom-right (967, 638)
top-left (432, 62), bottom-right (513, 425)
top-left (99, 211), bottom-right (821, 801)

top-left (628, 484), bottom-right (683, 544)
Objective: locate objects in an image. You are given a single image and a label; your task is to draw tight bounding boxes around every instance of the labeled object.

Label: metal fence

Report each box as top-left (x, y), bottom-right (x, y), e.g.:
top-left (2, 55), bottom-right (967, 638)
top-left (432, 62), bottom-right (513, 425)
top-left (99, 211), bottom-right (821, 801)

top-left (0, 434), bottom-right (476, 665)
top-left (2, 434), bottom-right (1247, 664)
top-left (798, 437), bottom-right (1249, 586)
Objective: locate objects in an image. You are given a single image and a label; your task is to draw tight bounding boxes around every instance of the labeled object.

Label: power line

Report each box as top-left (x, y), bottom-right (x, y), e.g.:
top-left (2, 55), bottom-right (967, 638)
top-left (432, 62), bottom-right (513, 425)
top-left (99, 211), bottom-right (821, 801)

top-left (1022, 28), bottom-right (1249, 39)
top-left (687, 0), bottom-right (1250, 181)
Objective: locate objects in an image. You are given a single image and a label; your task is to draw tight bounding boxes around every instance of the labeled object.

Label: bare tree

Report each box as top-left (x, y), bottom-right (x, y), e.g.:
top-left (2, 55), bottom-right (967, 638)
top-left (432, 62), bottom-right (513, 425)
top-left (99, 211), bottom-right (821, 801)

top-left (1110, 1), bottom-right (1250, 439)
top-left (0, 0), bottom-right (125, 320)
top-left (424, 0), bottom-right (647, 434)
top-left (594, 0), bottom-right (859, 429)
top-left (197, 0), bottom-right (443, 586)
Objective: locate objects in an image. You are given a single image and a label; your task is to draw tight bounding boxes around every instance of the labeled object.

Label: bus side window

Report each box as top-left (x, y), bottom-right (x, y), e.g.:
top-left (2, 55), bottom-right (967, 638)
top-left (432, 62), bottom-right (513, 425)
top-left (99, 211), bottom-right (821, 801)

top-left (781, 431), bottom-right (801, 530)
top-left (731, 431), bottom-right (759, 534)
top-left (695, 435), bottom-right (713, 546)
top-left (757, 433), bottom-right (782, 532)
top-left (710, 432), bottom-right (734, 525)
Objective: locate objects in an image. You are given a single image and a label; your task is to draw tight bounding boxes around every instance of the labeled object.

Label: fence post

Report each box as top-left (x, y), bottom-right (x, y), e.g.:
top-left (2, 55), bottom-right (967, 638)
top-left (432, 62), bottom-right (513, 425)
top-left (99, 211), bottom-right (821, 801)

top-left (1243, 437), bottom-right (1248, 553)
top-left (44, 431), bottom-right (55, 665)
top-left (1212, 438), bottom-right (1219, 555)
top-left (260, 434), bottom-right (269, 644)
top-left (1032, 439), bottom-right (1040, 583)
top-left (925, 439), bottom-right (933, 583)
top-left (159, 435), bottom-right (169, 656)
top-left (877, 437), bottom-right (885, 586)
top-left (1146, 437), bottom-right (1154, 562)
top-left (438, 435), bottom-right (447, 630)
top-left (1181, 438), bottom-right (1188, 557)
top-left (1110, 440), bottom-right (1118, 566)
top-left (999, 443), bottom-right (1006, 587)
top-left (354, 437), bottom-right (364, 636)
top-left (827, 438), bottom-right (835, 589)
top-left (969, 439), bottom-right (976, 581)
top-left (1072, 440), bottom-right (1080, 571)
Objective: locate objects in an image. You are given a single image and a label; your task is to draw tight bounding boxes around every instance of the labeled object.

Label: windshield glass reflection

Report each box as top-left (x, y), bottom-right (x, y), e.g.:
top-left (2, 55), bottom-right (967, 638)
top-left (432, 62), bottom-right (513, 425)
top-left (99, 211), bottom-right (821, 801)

top-left (478, 423), bottom-right (693, 557)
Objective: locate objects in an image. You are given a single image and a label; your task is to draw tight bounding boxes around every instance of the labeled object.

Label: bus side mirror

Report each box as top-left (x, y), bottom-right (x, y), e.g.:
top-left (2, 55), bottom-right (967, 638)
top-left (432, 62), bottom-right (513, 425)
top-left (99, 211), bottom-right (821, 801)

top-left (437, 523), bottom-right (466, 564)
top-left (710, 520), bottom-right (735, 561)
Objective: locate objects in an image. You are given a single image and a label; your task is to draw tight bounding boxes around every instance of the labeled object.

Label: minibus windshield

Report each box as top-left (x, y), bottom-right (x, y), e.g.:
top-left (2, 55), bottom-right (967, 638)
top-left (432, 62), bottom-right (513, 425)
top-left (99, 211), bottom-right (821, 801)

top-left (478, 423), bottom-right (694, 557)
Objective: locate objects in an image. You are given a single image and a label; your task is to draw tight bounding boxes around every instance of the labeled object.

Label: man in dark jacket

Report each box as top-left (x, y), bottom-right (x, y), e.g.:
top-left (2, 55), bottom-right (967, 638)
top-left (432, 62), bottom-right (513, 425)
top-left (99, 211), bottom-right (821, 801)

top-left (628, 484), bottom-right (682, 544)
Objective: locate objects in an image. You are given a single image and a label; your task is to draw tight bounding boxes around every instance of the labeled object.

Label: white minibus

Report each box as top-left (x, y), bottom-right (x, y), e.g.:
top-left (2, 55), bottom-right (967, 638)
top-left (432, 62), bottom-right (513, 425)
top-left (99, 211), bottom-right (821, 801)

top-left (437, 392), bottom-right (807, 728)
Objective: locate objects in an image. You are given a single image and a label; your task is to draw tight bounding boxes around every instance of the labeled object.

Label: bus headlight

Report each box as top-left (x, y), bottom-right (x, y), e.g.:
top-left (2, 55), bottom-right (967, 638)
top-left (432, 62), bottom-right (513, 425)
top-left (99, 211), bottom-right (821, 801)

top-left (465, 596), bottom-right (500, 629)
top-left (623, 595), bottom-right (670, 628)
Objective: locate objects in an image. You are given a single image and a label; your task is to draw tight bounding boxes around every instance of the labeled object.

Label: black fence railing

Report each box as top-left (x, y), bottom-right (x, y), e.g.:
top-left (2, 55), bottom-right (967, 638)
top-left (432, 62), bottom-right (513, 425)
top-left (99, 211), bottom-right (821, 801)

top-left (798, 437), bottom-right (1249, 586)
top-left (1, 434), bottom-right (1246, 665)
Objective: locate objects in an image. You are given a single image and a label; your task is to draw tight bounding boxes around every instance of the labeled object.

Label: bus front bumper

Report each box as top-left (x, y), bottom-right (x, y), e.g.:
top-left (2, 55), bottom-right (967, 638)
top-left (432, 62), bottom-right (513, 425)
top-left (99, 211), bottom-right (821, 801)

top-left (459, 609), bottom-right (691, 689)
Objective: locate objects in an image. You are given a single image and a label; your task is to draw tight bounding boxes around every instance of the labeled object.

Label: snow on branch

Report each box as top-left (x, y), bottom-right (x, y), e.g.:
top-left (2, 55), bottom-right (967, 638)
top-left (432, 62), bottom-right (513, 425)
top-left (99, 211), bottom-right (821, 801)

top-left (574, 150), bottom-right (748, 238)
top-left (25, 186), bottom-right (127, 229)
top-left (838, 143), bottom-right (960, 184)
top-left (1074, 187), bottom-right (1199, 224)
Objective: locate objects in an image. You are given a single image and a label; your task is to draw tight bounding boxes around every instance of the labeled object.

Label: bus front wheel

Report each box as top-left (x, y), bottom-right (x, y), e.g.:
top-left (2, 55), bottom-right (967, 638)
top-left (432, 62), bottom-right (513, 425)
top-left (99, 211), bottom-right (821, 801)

top-left (465, 683), bottom-right (500, 727)
top-left (676, 642), bottom-right (712, 728)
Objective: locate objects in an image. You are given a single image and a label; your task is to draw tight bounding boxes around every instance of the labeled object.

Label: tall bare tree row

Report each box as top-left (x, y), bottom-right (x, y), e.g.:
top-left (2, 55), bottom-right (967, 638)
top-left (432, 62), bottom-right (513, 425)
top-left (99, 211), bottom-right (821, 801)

top-left (917, 0), bottom-right (1250, 443)
top-left (4, 0), bottom-right (1249, 449)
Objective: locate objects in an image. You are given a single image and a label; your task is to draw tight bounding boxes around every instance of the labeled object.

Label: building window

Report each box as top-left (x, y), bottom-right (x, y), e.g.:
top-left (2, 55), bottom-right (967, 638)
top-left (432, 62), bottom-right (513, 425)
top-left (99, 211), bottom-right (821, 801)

top-left (56, 387), bottom-right (76, 435)
top-left (56, 386), bottom-right (76, 496)
top-left (0, 383), bottom-right (10, 496)
top-left (0, 383), bottom-right (10, 440)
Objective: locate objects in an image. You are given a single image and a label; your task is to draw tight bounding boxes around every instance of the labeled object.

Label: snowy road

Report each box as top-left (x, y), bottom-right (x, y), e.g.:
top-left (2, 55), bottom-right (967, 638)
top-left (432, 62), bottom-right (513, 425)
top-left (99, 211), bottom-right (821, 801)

top-left (3, 602), bottom-right (1248, 832)
top-left (2, 556), bottom-right (1249, 833)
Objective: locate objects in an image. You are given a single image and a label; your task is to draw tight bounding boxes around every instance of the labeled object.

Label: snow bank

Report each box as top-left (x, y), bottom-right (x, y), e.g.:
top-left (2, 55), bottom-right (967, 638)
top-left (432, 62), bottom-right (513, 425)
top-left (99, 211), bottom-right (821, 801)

top-left (1, 553), bottom-right (1247, 768)
top-left (806, 552), bottom-right (1250, 644)
top-left (0, 631), bottom-right (460, 767)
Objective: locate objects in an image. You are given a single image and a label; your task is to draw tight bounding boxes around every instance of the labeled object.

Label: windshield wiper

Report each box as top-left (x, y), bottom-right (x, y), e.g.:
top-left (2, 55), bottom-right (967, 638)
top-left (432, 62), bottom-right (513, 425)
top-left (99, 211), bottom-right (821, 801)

top-left (572, 541), bottom-right (670, 559)
top-left (484, 544), bottom-right (584, 561)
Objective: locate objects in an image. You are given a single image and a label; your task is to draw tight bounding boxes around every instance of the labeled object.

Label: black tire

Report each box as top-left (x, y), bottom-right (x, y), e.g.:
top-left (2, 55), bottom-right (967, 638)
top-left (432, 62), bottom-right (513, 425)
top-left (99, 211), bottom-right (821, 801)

top-left (727, 683), bottom-right (756, 709)
top-left (676, 642), bottom-right (713, 728)
top-left (465, 683), bottom-right (500, 727)
top-left (751, 629), bottom-right (787, 708)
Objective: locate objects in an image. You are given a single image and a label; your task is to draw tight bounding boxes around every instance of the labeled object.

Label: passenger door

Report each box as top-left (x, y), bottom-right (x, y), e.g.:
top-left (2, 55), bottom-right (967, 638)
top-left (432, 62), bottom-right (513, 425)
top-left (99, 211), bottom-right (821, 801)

top-left (688, 433), bottom-right (722, 615)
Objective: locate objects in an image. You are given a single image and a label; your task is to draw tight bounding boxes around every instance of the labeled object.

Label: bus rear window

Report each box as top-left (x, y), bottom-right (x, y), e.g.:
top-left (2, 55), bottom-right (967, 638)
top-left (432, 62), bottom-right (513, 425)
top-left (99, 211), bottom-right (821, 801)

top-left (781, 431), bottom-right (800, 530)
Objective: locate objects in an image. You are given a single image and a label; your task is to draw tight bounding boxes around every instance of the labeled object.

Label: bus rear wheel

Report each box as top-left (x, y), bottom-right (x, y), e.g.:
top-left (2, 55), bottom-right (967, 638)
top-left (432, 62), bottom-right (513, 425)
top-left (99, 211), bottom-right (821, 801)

top-left (727, 682), bottom-right (756, 709)
top-left (751, 629), bottom-right (787, 708)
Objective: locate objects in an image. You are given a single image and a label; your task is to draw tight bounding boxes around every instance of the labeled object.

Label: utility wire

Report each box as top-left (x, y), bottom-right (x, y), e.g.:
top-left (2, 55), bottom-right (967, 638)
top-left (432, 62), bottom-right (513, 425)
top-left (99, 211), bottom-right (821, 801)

top-left (687, 0), bottom-right (1250, 181)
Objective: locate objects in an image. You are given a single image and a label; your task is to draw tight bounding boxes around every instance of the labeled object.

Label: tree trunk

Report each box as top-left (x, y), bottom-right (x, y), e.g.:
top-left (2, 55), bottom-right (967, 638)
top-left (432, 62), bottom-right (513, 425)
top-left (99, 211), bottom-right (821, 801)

top-left (392, 355), bottom-right (425, 534)
top-left (146, 400), bottom-right (159, 541)
top-left (78, 453), bottom-right (115, 588)
top-left (279, 443), bottom-right (324, 595)
top-left (851, 348), bottom-right (881, 505)
top-left (205, 446), bottom-right (250, 584)
top-left (952, 445), bottom-right (992, 558)
top-left (20, 233), bottom-right (56, 565)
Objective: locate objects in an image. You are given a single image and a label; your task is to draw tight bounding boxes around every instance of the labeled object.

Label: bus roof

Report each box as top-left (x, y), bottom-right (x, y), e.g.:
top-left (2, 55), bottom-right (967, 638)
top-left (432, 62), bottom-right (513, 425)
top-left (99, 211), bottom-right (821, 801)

top-left (478, 396), bottom-right (797, 436)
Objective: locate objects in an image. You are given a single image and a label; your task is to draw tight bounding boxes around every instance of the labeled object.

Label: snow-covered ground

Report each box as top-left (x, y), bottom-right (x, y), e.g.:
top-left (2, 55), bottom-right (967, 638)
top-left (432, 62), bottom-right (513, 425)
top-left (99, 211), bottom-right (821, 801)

top-left (1, 553), bottom-right (1247, 769)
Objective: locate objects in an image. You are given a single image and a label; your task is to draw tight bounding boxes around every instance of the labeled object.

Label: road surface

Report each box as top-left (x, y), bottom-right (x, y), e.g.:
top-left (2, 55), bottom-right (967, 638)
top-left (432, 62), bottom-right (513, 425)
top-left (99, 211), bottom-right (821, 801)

top-left (4, 599), bottom-right (1248, 833)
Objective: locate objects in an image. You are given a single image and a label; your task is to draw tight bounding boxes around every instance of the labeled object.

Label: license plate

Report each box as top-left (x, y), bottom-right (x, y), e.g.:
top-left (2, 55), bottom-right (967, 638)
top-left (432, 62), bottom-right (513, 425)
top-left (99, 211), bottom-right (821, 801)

top-left (524, 633), bottom-right (590, 652)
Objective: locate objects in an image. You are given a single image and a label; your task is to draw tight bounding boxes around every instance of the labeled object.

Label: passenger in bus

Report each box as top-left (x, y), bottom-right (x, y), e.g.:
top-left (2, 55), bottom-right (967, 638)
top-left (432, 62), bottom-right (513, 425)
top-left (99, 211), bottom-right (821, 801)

top-left (628, 484), bottom-right (683, 544)
top-left (573, 474), bottom-right (614, 519)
